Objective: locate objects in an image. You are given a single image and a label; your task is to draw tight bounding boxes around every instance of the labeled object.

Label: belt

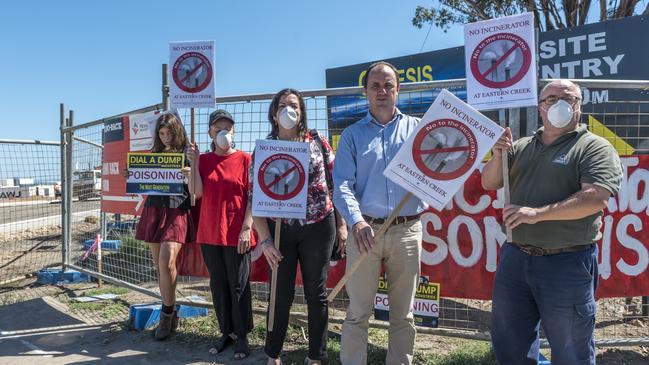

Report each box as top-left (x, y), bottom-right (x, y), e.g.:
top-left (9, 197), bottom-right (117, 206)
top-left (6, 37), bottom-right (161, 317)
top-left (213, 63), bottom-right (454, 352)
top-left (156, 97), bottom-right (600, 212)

top-left (362, 213), bottom-right (421, 226)
top-left (509, 242), bottom-right (594, 257)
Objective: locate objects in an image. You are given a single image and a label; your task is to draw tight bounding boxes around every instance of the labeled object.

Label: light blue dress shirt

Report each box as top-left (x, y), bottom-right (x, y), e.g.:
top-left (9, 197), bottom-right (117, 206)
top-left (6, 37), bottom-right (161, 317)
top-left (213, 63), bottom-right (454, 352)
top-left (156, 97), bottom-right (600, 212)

top-left (333, 109), bottom-right (428, 226)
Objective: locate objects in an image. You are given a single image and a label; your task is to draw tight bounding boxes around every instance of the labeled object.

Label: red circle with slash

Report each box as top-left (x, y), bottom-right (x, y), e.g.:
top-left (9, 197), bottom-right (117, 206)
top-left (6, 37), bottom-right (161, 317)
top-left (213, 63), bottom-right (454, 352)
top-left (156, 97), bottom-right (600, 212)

top-left (412, 119), bottom-right (478, 180)
top-left (258, 153), bottom-right (306, 200)
top-left (172, 52), bottom-right (213, 93)
top-left (469, 32), bottom-right (531, 89)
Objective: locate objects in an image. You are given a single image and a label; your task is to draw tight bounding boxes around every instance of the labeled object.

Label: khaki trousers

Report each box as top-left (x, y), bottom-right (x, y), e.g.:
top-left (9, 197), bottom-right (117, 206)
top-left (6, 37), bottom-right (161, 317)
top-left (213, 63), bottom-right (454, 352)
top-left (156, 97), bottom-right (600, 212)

top-left (340, 219), bottom-right (422, 365)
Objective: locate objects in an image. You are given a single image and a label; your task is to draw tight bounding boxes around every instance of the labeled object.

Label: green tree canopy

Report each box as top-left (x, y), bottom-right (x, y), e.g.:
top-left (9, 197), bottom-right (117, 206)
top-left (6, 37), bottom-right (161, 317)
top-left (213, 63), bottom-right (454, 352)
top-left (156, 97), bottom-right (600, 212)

top-left (413, 0), bottom-right (648, 32)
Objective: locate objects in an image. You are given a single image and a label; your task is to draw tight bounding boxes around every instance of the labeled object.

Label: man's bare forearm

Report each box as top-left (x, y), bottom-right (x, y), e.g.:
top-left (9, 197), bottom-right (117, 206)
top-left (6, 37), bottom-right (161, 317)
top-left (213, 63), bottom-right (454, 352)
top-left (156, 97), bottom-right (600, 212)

top-left (535, 184), bottom-right (610, 222)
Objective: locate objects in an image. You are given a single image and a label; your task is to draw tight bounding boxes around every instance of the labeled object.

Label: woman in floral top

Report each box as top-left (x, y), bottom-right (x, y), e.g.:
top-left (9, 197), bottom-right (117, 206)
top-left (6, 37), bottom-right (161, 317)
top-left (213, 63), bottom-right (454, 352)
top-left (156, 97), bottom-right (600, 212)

top-left (253, 88), bottom-right (346, 365)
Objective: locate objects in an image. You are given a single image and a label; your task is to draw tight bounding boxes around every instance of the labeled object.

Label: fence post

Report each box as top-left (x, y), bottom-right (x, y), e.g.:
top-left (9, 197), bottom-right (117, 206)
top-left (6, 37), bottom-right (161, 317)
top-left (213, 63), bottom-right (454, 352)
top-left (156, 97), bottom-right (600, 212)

top-left (525, 105), bottom-right (538, 137)
top-left (63, 110), bottom-right (74, 270)
top-left (508, 107), bottom-right (521, 139)
top-left (162, 63), bottom-right (169, 111)
top-left (60, 103), bottom-right (67, 271)
top-left (100, 212), bottom-right (106, 287)
top-left (100, 213), bottom-right (107, 245)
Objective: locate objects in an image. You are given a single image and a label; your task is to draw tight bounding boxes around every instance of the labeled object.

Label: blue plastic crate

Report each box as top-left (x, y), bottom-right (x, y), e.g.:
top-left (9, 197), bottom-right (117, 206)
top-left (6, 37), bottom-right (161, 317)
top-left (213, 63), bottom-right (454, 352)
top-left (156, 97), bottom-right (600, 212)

top-left (129, 302), bottom-right (208, 331)
top-left (37, 269), bottom-right (90, 285)
top-left (107, 220), bottom-right (137, 233)
top-left (83, 239), bottom-right (121, 251)
top-left (177, 304), bottom-right (208, 318)
top-left (129, 303), bottom-right (161, 330)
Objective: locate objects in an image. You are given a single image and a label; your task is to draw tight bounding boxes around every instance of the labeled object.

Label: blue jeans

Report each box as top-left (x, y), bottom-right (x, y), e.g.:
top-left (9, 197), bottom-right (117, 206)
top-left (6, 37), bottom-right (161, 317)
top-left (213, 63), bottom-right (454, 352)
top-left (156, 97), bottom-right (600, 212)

top-left (491, 243), bottom-right (598, 365)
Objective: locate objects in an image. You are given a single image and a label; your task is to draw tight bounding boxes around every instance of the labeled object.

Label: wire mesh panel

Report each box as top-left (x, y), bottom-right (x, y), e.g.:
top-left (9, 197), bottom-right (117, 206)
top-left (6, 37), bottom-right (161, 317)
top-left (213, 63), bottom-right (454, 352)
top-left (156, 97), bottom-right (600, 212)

top-left (54, 80), bottom-right (649, 347)
top-left (582, 99), bottom-right (649, 155)
top-left (0, 140), bottom-right (62, 287)
top-left (177, 99), bottom-right (331, 155)
top-left (171, 99), bottom-right (332, 304)
top-left (580, 91), bottom-right (649, 342)
top-left (68, 123), bottom-right (160, 296)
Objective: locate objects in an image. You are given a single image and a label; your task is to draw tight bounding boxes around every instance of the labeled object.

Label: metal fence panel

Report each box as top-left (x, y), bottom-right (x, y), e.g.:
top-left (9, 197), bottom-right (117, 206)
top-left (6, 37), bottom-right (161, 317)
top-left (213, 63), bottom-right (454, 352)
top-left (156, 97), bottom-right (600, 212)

top-left (0, 140), bottom-right (62, 287)
top-left (67, 81), bottom-right (649, 346)
top-left (2, 78), bottom-right (646, 346)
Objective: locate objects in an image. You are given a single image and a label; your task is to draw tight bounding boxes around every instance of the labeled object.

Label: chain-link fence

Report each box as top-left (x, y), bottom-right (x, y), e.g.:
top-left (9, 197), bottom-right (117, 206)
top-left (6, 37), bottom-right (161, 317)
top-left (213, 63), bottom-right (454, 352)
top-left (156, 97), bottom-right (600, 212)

top-left (2, 77), bottom-right (647, 348)
top-left (0, 140), bottom-right (62, 289)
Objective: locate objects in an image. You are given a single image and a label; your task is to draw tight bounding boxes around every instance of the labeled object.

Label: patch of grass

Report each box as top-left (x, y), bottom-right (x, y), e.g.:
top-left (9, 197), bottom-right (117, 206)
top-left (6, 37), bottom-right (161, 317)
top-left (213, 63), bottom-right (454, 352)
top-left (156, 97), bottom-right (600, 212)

top-left (279, 325), bottom-right (388, 364)
top-left (368, 327), bottom-right (389, 345)
top-left (279, 338), bottom-right (495, 365)
top-left (415, 341), bottom-right (496, 365)
top-left (118, 235), bottom-right (149, 259)
top-left (175, 313), bottom-right (283, 348)
top-left (0, 293), bottom-right (19, 305)
top-left (81, 286), bottom-right (129, 297)
top-left (178, 312), bottom-right (317, 362)
top-left (68, 300), bottom-right (129, 320)
top-left (248, 318), bottom-right (268, 344)
top-left (58, 286), bottom-right (131, 321)
top-left (174, 315), bottom-right (220, 346)
top-left (177, 311), bottom-right (497, 365)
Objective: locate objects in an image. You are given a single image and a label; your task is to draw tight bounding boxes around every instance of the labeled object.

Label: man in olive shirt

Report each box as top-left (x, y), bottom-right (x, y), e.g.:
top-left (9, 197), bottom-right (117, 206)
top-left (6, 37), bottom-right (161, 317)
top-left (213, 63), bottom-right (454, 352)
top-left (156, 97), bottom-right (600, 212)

top-left (482, 79), bottom-right (622, 365)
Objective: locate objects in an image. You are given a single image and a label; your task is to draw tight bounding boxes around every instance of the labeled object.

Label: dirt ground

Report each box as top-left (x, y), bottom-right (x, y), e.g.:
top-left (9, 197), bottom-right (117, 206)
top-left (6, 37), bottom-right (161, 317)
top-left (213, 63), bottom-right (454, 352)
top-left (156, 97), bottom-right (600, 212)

top-left (0, 282), bottom-right (260, 365)
top-left (0, 220), bottom-right (104, 287)
top-left (2, 220), bottom-right (649, 364)
top-left (1, 280), bottom-right (648, 365)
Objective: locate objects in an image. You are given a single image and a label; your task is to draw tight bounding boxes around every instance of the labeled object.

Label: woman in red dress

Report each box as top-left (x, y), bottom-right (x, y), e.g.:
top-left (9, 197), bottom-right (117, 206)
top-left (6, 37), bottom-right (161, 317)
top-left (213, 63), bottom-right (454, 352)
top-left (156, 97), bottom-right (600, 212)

top-left (134, 112), bottom-right (194, 341)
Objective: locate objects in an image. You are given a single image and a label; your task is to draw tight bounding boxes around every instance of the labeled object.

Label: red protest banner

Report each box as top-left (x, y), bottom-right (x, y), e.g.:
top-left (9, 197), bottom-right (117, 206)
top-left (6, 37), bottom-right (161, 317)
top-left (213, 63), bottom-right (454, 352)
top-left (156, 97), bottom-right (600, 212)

top-left (247, 156), bottom-right (649, 299)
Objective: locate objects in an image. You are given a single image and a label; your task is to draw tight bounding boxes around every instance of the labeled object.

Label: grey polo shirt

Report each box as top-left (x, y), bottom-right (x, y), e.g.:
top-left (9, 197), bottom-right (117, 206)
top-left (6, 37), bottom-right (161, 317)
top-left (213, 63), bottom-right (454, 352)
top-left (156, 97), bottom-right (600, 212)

top-left (507, 124), bottom-right (623, 249)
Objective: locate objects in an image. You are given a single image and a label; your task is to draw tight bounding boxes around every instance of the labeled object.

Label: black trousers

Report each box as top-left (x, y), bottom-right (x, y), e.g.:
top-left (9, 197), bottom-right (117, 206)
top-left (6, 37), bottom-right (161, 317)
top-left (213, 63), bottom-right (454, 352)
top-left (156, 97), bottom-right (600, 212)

top-left (201, 244), bottom-right (253, 339)
top-left (265, 213), bottom-right (336, 360)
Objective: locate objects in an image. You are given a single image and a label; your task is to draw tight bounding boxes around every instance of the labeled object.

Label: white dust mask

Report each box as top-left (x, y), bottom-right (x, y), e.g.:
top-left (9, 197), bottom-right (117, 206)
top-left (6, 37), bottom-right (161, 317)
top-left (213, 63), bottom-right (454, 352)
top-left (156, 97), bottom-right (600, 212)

top-left (546, 99), bottom-right (574, 128)
top-left (215, 130), bottom-right (233, 150)
top-left (278, 106), bottom-right (298, 130)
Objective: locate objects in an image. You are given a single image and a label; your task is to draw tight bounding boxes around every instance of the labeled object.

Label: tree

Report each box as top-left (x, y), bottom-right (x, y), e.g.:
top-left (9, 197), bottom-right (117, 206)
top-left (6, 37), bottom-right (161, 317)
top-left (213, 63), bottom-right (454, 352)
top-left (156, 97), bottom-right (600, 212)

top-left (412, 0), bottom-right (647, 32)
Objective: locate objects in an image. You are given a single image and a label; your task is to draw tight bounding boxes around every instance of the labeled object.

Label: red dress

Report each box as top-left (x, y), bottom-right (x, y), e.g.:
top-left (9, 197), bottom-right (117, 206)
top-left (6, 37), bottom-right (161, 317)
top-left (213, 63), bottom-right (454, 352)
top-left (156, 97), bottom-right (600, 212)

top-left (135, 164), bottom-right (196, 244)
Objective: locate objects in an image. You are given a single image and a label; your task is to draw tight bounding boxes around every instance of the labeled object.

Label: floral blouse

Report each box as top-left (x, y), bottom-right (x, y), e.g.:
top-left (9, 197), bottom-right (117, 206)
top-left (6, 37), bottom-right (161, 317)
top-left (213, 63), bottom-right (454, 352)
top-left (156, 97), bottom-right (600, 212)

top-left (250, 131), bottom-right (335, 225)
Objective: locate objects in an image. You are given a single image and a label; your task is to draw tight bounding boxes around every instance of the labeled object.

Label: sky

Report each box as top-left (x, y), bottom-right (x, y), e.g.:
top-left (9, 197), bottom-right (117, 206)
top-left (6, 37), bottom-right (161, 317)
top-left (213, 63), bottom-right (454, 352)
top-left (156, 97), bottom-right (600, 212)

top-left (0, 0), bottom-right (464, 142)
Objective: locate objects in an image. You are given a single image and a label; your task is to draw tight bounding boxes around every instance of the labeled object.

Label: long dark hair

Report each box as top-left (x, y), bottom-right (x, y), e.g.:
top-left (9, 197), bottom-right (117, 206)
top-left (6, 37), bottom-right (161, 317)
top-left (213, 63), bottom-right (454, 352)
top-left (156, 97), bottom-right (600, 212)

top-left (267, 88), bottom-right (308, 139)
top-left (151, 113), bottom-right (188, 153)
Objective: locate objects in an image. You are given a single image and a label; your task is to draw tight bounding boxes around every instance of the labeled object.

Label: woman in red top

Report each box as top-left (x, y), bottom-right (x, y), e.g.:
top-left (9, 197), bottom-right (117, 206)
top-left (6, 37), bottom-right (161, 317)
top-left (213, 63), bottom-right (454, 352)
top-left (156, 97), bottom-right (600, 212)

top-left (134, 112), bottom-right (194, 341)
top-left (187, 109), bottom-right (254, 360)
top-left (254, 89), bottom-right (347, 365)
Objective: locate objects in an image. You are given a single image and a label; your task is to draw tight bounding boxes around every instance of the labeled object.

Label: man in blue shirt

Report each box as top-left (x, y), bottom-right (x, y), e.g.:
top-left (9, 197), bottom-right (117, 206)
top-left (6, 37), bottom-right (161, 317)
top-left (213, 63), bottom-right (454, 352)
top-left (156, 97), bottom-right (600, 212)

top-left (333, 61), bottom-right (427, 365)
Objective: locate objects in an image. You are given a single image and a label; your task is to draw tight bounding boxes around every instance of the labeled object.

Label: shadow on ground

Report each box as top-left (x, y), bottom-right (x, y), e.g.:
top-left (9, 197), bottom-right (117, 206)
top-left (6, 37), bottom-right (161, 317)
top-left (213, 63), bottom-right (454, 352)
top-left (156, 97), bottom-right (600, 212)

top-left (0, 297), bottom-right (266, 365)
